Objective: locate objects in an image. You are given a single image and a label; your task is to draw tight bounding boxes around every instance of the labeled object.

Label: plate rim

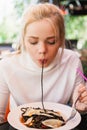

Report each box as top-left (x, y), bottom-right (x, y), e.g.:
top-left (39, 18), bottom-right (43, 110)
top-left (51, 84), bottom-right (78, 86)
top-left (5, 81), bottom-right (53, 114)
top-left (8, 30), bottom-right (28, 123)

top-left (7, 102), bottom-right (81, 130)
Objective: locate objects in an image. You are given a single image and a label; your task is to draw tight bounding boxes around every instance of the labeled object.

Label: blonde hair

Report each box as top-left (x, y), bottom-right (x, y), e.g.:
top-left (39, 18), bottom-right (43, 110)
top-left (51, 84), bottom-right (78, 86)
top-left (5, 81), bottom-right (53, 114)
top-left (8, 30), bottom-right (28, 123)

top-left (17, 3), bottom-right (65, 52)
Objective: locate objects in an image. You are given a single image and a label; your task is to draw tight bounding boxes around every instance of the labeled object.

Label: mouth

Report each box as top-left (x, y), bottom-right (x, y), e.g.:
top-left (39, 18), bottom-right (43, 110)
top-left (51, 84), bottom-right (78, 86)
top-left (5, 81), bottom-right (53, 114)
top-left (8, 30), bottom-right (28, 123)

top-left (38, 59), bottom-right (48, 65)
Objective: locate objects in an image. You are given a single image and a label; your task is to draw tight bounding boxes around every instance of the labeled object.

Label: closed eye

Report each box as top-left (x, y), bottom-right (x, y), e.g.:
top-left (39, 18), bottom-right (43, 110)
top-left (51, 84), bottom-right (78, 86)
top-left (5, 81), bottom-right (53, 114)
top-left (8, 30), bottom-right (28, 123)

top-left (30, 42), bottom-right (38, 45)
top-left (27, 36), bottom-right (38, 45)
top-left (46, 41), bottom-right (56, 45)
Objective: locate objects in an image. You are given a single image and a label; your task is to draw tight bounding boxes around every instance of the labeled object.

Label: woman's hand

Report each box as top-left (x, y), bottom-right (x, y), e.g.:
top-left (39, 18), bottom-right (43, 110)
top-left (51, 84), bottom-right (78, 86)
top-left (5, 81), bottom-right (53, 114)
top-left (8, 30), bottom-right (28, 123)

top-left (73, 83), bottom-right (87, 113)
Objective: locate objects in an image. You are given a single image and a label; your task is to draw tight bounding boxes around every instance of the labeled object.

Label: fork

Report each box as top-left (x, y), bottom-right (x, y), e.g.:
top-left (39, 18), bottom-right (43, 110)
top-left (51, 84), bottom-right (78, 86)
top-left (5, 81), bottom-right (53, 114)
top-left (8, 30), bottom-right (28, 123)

top-left (65, 95), bottom-right (80, 123)
top-left (64, 68), bottom-right (87, 123)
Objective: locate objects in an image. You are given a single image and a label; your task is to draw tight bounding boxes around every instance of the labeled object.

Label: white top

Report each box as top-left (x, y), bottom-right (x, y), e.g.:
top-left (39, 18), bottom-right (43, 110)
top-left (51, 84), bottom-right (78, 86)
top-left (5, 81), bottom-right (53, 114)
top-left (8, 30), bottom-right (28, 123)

top-left (0, 48), bottom-right (84, 120)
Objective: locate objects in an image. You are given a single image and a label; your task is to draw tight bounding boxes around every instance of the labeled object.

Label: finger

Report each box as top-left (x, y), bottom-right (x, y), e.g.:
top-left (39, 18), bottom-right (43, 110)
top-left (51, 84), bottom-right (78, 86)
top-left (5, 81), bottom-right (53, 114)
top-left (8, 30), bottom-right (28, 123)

top-left (78, 88), bottom-right (87, 101)
top-left (80, 91), bottom-right (87, 98)
top-left (78, 83), bottom-right (85, 89)
top-left (78, 86), bottom-right (86, 93)
top-left (82, 101), bottom-right (87, 105)
top-left (76, 102), bottom-right (87, 112)
top-left (80, 96), bottom-right (87, 104)
top-left (72, 84), bottom-right (86, 104)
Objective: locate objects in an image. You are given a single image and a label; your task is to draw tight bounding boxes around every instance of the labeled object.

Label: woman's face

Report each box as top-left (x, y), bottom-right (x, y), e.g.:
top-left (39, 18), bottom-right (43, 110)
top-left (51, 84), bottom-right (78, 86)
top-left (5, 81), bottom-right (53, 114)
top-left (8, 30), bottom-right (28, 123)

top-left (24, 19), bottom-right (60, 67)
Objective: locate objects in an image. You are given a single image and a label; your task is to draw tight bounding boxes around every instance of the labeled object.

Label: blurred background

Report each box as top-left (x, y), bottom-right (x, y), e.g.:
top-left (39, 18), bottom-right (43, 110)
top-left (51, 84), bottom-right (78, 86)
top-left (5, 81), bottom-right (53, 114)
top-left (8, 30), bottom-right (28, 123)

top-left (0, 0), bottom-right (87, 76)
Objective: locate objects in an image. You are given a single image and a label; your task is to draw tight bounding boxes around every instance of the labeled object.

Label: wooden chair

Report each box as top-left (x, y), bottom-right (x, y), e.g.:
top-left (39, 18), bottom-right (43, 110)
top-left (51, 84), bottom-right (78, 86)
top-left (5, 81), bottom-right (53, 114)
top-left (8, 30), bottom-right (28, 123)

top-left (4, 99), bottom-right (10, 121)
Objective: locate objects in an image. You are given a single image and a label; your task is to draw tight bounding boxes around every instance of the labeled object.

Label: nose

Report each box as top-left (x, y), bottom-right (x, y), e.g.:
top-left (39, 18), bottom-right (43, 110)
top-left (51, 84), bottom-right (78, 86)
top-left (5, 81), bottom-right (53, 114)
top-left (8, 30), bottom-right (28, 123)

top-left (38, 42), bottom-right (47, 54)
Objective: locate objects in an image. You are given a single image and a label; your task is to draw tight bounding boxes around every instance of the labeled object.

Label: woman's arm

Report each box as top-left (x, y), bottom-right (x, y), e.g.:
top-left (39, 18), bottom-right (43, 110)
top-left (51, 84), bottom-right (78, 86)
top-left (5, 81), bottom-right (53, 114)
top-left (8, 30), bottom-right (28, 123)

top-left (0, 64), bottom-right (10, 123)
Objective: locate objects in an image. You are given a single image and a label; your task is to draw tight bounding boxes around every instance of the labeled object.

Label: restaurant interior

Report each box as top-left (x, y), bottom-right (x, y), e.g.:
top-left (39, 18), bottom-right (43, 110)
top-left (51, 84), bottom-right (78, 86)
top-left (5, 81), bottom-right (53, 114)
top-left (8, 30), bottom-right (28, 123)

top-left (0, 0), bottom-right (87, 130)
top-left (0, 0), bottom-right (87, 75)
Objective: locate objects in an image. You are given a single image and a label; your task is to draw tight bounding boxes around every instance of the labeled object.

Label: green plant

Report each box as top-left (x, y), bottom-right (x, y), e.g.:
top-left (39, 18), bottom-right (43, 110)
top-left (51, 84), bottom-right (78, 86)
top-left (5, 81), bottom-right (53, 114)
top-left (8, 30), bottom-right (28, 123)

top-left (64, 15), bottom-right (87, 40)
top-left (82, 40), bottom-right (87, 49)
top-left (81, 61), bottom-right (87, 77)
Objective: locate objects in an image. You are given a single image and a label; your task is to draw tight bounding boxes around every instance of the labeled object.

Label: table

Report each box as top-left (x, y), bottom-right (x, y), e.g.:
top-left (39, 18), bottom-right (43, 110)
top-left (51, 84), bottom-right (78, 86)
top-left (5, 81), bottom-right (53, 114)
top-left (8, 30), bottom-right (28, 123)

top-left (0, 114), bottom-right (87, 130)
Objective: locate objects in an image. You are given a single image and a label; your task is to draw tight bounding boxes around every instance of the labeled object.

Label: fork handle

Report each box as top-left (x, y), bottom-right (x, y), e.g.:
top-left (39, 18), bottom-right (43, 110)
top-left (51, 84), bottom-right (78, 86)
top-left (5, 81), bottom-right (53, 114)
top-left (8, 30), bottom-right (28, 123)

top-left (72, 94), bottom-right (81, 108)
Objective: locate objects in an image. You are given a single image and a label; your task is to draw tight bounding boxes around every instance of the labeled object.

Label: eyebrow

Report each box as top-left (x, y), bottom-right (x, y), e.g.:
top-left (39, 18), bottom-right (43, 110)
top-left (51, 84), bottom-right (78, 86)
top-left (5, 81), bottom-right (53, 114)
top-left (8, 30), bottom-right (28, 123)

top-left (46, 36), bottom-right (55, 40)
top-left (28, 36), bottom-right (55, 40)
top-left (27, 36), bottom-right (38, 39)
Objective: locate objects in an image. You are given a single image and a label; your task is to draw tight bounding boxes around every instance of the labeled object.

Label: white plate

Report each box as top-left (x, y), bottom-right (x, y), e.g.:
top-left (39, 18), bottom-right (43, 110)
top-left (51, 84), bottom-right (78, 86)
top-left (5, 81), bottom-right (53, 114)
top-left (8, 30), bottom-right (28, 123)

top-left (7, 102), bottom-right (81, 130)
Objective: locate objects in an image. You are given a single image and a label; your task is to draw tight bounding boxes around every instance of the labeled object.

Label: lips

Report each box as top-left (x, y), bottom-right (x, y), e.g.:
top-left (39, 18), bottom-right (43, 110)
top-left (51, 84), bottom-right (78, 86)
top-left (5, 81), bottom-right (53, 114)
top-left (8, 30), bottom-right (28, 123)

top-left (39, 59), bottom-right (47, 64)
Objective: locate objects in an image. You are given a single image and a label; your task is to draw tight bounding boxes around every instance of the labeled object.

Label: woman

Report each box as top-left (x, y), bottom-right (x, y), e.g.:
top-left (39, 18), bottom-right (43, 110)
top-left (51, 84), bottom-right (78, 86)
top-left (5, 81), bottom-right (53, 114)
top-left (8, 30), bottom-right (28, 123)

top-left (0, 3), bottom-right (87, 123)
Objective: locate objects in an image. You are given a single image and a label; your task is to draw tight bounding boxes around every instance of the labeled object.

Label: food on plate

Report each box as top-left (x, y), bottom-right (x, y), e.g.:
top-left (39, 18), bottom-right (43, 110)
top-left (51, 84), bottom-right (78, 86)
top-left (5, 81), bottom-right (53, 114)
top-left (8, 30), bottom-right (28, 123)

top-left (20, 107), bottom-right (65, 129)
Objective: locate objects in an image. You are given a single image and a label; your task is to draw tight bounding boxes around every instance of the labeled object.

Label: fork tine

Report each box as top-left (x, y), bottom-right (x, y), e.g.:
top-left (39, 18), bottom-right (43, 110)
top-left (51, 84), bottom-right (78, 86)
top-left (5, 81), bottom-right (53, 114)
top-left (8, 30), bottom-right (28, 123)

top-left (65, 108), bottom-right (77, 122)
top-left (65, 95), bottom-right (80, 123)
